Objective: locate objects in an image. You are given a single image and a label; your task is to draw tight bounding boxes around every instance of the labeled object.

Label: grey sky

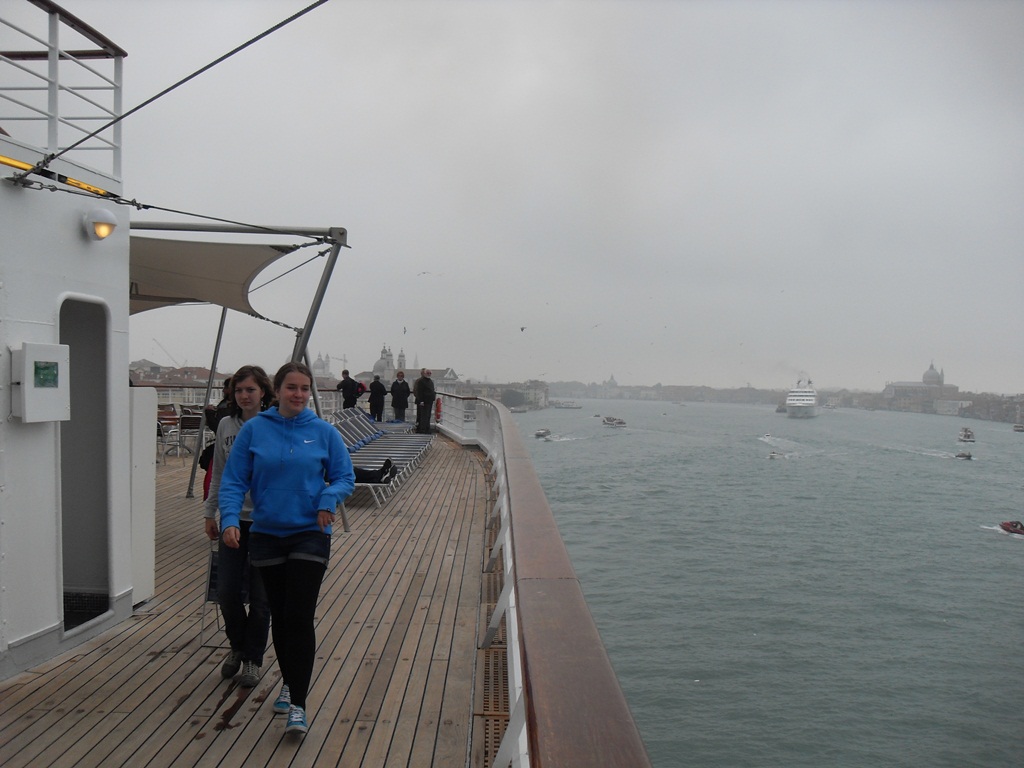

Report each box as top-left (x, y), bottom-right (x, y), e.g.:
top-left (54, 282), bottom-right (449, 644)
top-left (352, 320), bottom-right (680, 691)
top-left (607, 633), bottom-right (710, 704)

top-left (75, 0), bottom-right (1022, 393)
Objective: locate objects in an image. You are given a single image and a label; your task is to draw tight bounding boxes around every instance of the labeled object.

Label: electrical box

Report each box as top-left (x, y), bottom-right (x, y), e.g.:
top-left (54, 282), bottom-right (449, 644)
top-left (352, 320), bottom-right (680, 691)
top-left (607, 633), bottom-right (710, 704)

top-left (10, 343), bottom-right (71, 422)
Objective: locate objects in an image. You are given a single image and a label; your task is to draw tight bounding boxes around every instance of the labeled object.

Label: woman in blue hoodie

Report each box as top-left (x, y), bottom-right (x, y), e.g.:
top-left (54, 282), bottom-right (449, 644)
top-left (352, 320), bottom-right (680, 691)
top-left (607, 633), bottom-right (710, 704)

top-left (219, 361), bottom-right (355, 736)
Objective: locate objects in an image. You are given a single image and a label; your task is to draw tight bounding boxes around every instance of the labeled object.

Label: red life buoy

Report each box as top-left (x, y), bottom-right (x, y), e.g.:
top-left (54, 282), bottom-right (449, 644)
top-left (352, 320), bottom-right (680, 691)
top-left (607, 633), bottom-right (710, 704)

top-left (435, 398), bottom-right (442, 422)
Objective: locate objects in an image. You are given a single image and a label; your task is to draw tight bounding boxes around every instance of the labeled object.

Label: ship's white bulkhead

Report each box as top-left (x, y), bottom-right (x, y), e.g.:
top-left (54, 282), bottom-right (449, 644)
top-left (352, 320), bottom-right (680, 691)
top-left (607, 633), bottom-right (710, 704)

top-left (0, 3), bottom-right (154, 677)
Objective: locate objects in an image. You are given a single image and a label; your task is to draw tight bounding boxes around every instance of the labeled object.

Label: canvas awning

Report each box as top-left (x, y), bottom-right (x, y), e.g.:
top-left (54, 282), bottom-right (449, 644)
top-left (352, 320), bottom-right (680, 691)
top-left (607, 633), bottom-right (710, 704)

top-left (129, 236), bottom-right (298, 316)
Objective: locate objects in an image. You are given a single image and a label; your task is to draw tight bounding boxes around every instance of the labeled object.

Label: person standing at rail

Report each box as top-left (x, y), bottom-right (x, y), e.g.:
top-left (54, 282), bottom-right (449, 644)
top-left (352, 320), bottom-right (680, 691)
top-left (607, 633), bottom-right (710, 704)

top-left (336, 369), bottom-right (362, 409)
top-left (368, 374), bottom-right (387, 422)
top-left (390, 369), bottom-right (410, 422)
top-left (413, 368), bottom-right (435, 434)
top-left (218, 361), bottom-right (355, 736)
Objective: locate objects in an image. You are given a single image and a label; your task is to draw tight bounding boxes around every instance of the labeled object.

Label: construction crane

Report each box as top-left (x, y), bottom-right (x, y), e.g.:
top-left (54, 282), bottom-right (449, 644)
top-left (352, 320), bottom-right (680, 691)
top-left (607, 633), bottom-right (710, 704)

top-left (153, 338), bottom-right (184, 368)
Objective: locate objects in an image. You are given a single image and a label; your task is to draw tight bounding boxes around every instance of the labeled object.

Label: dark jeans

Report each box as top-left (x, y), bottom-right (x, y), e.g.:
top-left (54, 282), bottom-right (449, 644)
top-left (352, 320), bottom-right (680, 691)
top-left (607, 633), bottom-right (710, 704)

top-left (393, 406), bottom-right (406, 422)
top-left (250, 531), bottom-right (330, 710)
top-left (416, 402), bottom-right (432, 434)
top-left (218, 521), bottom-right (271, 665)
top-left (354, 465), bottom-right (386, 483)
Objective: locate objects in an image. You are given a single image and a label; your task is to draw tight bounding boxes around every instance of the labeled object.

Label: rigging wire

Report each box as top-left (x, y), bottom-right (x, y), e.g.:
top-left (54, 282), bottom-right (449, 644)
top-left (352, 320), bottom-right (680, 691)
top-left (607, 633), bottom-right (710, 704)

top-left (11, 0), bottom-right (332, 181)
top-left (5, 175), bottom-right (341, 247)
top-left (250, 249), bottom-right (332, 292)
top-left (245, 312), bottom-right (303, 334)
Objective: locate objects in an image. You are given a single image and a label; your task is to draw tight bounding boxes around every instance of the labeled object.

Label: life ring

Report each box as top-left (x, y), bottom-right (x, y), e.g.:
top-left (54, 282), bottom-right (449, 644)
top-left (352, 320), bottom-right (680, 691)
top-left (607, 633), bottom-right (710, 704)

top-left (434, 398), bottom-right (442, 422)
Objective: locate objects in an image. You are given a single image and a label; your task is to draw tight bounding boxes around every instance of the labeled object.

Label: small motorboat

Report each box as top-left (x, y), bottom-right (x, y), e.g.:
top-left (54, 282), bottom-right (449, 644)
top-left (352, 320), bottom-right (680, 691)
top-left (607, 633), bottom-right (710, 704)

top-left (534, 428), bottom-right (551, 439)
top-left (767, 450), bottom-right (784, 460)
top-left (958, 427), bottom-right (975, 442)
top-left (1014, 424), bottom-right (1024, 433)
top-left (602, 416), bottom-right (626, 428)
top-left (999, 521), bottom-right (1024, 535)
top-left (955, 451), bottom-right (972, 460)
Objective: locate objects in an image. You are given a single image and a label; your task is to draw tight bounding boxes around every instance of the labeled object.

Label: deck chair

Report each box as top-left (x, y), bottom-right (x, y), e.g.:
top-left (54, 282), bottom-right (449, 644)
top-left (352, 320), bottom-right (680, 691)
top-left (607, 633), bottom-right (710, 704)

top-left (199, 543), bottom-right (229, 648)
top-left (165, 413), bottom-right (205, 462)
top-left (337, 417), bottom-right (431, 507)
top-left (156, 422), bottom-right (169, 464)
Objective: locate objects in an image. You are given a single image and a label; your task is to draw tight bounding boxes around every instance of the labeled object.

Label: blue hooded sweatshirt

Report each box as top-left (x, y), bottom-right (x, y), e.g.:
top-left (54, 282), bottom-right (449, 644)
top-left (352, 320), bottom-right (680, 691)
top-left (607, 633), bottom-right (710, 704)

top-left (218, 406), bottom-right (355, 537)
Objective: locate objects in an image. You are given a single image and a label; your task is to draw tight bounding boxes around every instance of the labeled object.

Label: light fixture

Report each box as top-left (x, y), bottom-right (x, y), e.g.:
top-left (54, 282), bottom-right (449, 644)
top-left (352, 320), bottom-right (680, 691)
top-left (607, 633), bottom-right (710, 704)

top-left (84, 208), bottom-right (118, 240)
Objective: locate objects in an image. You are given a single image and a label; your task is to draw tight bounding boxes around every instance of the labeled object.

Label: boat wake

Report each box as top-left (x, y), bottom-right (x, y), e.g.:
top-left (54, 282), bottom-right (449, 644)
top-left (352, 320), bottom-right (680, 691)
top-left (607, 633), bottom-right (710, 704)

top-left (759, 434), bottom-right (801, 457)
top-left (882, 445), bottom-right (976, 461)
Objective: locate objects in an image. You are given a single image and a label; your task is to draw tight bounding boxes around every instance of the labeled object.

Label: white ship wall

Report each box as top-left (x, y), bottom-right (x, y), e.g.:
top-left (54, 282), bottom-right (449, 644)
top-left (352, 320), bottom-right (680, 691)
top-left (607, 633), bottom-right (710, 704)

top-left (0, 135), bottom-right (139, 678)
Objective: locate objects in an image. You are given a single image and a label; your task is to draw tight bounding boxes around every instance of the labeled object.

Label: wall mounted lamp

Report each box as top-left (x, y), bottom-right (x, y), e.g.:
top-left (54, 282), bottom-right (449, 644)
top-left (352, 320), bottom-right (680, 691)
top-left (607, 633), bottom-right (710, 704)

top-left (84, 208), bottom-right (118, 240)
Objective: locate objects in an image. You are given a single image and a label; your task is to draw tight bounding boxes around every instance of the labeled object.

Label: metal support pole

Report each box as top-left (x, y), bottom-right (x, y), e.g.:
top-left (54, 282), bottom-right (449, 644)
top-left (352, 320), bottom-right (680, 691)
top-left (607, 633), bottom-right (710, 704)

top-left (291, 232), bottom-right (345, 363)
top-left (303, 347), bottom-right (323, 418)
top-left (187, 306), bottom-right (228, 498)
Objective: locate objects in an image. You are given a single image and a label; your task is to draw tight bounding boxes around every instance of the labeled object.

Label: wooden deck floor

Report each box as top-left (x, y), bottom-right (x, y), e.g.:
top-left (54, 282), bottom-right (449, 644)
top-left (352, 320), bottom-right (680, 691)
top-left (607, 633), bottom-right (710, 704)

top-left (0, 436), bottom-right (504, 767)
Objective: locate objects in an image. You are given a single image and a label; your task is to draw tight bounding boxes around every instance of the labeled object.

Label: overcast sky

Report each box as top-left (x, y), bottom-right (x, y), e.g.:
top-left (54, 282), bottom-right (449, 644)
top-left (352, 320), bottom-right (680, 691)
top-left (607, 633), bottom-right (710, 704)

top-left (69, 0), bottom-right (1023, 393)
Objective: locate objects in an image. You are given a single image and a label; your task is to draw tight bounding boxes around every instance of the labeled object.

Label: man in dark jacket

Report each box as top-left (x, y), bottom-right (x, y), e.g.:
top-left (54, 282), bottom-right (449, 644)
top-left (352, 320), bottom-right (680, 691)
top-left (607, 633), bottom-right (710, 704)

top-left (336, 369), bottom-right (362, 409)
top-left (368, 375), bottom-right (387, 422)
top-left (390, 370), bottom-right (411, 422)
top-left (413, 368), bottom-right (436, 434)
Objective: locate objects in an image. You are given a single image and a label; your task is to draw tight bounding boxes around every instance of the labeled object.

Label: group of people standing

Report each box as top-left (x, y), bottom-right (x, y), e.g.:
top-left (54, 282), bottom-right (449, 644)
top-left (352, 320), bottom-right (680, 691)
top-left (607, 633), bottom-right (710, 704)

top-left (335, 367), bottom-right (436, 434)
top-left (201, 360), bottom-right (437, 738)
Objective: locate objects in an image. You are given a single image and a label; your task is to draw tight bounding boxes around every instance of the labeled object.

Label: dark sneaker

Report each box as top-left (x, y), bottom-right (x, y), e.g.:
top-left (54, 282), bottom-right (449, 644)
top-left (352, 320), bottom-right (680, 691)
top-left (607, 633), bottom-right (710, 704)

top-left (379, 458), bottom-right (393, 482)
top-left (238, 660), bottom-right (260, 688)
top-left (221, 650), bottom-right (242, 679)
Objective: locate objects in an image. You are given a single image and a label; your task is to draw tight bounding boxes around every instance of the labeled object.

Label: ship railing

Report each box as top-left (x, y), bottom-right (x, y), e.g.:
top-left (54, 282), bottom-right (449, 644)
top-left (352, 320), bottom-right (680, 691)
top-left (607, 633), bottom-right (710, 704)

top-left (437, 392), bottom-right (652, 768)
top-left (0, 0), bottom-right (126, 179)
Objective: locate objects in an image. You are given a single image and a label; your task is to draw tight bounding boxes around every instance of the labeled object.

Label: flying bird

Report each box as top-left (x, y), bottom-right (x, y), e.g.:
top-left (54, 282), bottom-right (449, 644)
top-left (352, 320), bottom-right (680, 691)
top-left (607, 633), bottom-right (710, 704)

top-left (520, 326), bottom-right (526, 332)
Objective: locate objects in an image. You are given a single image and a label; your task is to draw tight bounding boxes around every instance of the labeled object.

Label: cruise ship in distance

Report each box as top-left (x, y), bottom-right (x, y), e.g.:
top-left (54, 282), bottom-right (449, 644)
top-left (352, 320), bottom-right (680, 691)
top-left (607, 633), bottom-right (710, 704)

top-left (785, 379), bottom-right (819, 418)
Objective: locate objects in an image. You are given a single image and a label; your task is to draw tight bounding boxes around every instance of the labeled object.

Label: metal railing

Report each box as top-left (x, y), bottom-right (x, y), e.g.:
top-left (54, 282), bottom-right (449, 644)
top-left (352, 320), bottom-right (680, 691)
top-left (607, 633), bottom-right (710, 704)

top-left (437, 392), bottom-right (652, 768)
top-left (0, 0), bottom-right (125, 178)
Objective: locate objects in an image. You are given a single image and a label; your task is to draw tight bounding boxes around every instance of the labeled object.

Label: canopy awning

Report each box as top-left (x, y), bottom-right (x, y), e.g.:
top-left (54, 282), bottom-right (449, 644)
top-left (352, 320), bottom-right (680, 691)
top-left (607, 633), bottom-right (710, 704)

top-left (129, 236), bottom-right (298, 316)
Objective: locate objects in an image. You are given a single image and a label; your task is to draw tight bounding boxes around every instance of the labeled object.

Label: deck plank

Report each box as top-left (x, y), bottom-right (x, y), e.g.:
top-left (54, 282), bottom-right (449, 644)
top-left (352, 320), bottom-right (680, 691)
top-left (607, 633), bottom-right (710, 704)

top-left (0, 435), bottom-right (497, 768)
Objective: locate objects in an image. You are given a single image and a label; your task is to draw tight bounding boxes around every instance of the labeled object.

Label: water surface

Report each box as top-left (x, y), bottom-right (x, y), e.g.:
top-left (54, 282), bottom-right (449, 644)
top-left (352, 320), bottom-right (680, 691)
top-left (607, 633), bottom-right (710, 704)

top-left (519, 402), bottom-right (1024, 767)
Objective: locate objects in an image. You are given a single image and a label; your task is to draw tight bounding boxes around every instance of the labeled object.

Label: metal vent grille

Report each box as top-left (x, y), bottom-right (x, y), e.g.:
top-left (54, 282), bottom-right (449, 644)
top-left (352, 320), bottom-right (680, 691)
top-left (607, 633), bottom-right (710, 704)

top-left (479, 647), bottom-right (510, 765)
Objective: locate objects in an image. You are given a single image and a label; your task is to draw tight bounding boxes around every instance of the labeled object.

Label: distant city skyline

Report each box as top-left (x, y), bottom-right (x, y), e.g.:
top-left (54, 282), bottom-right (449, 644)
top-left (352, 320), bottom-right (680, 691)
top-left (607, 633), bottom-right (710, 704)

top-left (131, 355), bottom-right (1017, 397)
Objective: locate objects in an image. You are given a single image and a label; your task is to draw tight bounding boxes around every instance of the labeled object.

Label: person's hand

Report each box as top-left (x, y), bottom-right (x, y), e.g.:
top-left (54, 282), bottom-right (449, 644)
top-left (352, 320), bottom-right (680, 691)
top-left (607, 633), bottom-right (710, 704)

top-left (204, 518), bottom-right (219, 540)
top-left (222, 526), bottom-right (241, 548)
top-left (317, 509), bottom-right (335, 532)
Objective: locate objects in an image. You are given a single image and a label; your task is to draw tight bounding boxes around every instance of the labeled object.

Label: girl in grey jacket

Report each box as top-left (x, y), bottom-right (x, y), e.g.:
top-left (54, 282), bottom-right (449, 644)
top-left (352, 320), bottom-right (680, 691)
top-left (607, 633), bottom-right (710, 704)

top-left (203, 364), bottom-right (274, 688)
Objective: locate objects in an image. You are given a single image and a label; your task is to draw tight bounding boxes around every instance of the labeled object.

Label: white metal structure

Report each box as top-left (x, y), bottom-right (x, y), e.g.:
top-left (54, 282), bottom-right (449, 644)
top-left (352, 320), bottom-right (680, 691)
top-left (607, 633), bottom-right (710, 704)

top-left (0, 0), bottom-right (135, 678)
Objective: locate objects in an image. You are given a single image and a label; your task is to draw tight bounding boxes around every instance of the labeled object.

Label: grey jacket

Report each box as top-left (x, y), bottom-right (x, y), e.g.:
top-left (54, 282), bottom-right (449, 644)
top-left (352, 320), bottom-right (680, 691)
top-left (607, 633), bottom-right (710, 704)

top-left (203, 414), bottom-right (254, 522)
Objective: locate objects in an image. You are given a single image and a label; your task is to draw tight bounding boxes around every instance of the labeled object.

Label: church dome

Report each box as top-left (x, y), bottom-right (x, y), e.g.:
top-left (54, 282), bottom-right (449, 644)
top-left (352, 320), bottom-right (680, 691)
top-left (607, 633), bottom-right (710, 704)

top-left (371, 344), bottom-right (394, 380)
top-left (922, 363), bottom-right (941, 385)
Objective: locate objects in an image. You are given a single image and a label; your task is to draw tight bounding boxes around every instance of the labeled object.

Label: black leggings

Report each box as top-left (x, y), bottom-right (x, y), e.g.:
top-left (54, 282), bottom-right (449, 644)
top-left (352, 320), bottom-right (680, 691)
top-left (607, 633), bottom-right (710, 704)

top-left (256, 559), bottom-right (326, 709)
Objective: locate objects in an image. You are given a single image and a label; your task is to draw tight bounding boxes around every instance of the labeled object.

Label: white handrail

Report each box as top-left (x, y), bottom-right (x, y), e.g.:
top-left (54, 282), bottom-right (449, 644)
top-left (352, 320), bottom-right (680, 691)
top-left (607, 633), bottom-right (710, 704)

top-left (0, 1), bottom-right (124, 178)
